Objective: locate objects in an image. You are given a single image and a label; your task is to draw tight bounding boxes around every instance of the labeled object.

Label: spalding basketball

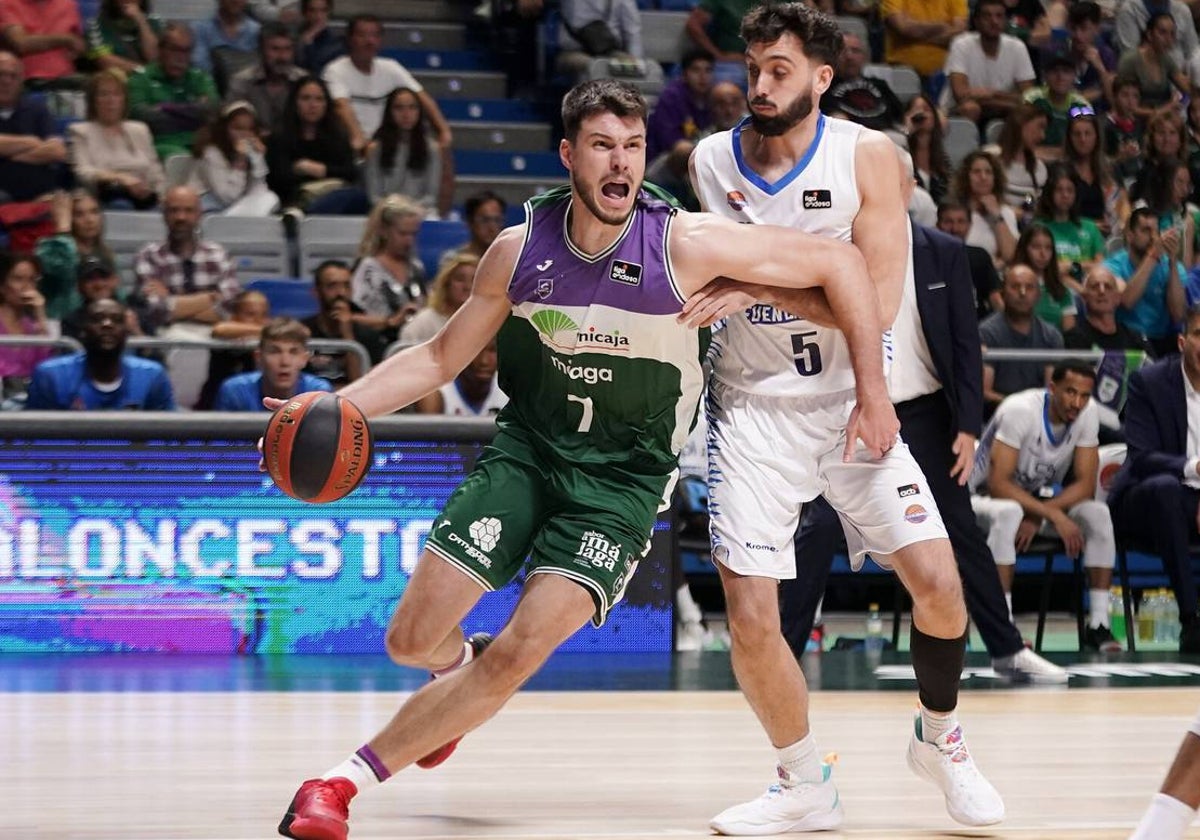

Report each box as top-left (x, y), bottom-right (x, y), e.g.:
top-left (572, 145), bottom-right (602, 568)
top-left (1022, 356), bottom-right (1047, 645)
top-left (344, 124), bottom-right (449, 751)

top-left (263, 392), bottom-right (373, 503)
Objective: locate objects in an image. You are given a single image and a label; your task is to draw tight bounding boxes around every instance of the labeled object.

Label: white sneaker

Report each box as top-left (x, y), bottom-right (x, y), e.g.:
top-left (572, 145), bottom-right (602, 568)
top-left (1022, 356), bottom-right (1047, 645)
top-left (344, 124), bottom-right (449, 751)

top-left (992, 647), bottom-right (1069, 684)
top-left (906, 718), bottom-right (1004, 827)
top-left (710, 762), bottom-right (843, 835)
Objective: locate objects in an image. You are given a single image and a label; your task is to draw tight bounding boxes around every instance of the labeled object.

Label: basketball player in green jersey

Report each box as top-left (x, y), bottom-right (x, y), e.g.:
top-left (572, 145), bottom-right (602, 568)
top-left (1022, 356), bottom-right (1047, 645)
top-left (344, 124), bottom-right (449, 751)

top-left (274, 79), bottom-right (897, 840)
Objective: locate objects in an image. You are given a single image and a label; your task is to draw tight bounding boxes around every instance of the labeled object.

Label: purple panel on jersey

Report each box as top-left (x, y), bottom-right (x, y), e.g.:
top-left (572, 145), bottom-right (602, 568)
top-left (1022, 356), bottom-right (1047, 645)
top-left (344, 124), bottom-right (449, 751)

top-left (509, 190), bottom-right (685, 316)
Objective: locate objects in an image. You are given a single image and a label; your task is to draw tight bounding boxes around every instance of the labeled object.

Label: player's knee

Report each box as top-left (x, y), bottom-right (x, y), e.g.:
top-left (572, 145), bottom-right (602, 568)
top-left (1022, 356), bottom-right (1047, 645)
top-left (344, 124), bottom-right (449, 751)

top-left (902, 541), bottom-right (964, 610)
top-left (384, 613), bottom-right (444, 668)
top-left (725, 598), bottom-right (780, 650)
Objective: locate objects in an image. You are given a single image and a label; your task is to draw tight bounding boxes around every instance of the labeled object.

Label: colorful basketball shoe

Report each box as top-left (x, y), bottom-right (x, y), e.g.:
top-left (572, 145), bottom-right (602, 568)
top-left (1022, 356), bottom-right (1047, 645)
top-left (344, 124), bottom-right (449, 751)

top-left (416, 632), bottom-right (494, 769)
top-left (906, 715), bottom-right (1004, 826)
top-left (278, 777), bottom-right (357, 840)
top-left (709, 759), bottom-right (843, 835)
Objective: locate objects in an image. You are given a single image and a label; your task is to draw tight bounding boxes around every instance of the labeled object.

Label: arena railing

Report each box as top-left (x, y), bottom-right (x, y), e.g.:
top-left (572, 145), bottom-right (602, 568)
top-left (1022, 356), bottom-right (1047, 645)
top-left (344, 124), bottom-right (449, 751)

top-left (126, 337), bottom-right (374, 375)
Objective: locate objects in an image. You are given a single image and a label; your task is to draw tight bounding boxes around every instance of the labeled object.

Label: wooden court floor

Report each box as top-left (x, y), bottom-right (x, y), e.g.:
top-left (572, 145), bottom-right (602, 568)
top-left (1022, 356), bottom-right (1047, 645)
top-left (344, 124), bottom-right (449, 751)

top-left (6, 687), bottom-right (1200, 839)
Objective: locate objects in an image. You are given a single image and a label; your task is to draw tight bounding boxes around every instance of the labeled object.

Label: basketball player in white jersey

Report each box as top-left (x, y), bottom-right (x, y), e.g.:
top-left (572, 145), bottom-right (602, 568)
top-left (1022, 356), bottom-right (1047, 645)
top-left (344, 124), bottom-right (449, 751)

top-left (415, 340), bottom-right (509, 416)
top-left (684, 3), bottom-right (1004, 833)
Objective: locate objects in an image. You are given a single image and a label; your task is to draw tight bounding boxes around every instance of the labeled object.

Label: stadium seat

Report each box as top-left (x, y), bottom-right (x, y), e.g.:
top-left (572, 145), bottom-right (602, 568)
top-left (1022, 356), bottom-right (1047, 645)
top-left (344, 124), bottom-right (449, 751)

top-left (452, 149), bottom-right (566, 178)
top-left (835, 15), bottom-right (869, 46)
top-left (200, 216), bottom-right (289, 279)
top-left (945, 117), bottom-right (979, 168)
top-left (418, 219), bottom-right (469, 276)
top-left (244, 278), bottom-right (318, 319)
top-left (164, 154), bottom-right (196, 188)
top-left (103, 210), bottom-right (166, 283)
top-left (985, 118), bottom-right (1005, 145)
top-left (641, 11), bottom-right (691, 64)
top-left (298, 216), bottom-right (364, 280)
top-left (382, 48), bottom-right (491, 71)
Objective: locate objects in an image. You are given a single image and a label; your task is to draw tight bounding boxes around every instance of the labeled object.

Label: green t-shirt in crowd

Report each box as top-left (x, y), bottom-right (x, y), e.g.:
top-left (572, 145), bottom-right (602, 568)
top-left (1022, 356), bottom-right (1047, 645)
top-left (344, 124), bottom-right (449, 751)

top-left (1038, 216), bottom-right (1106, 266)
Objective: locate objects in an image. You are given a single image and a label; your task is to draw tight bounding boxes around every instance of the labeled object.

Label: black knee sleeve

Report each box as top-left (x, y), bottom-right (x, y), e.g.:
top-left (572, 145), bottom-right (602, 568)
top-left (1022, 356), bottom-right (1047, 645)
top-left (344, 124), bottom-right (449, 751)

top-left (910, 624), bottom-right (967, 713)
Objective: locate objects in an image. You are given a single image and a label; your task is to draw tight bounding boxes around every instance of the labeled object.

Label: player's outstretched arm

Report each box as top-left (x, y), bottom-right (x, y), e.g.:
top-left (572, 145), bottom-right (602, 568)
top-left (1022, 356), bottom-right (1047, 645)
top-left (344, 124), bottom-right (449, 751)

top-left (334, 227), bottom-right (521, 417)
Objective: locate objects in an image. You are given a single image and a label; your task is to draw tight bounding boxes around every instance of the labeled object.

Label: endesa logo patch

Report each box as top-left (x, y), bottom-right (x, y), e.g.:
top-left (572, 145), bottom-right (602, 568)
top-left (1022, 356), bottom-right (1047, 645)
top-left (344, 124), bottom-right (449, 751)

top-left (727, 190), bottom-right (748, 211)
top-left (904, 504), bottom-right (929, 524)
top-left (802, 189), bottom-right (832, 209)
top-left (609, 259), bottom-right (642, 286)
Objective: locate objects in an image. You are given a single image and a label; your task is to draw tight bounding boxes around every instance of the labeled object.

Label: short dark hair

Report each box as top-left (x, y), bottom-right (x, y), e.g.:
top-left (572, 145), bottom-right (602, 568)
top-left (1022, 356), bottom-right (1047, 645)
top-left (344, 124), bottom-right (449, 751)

top-left (740, 2), bottom-right (843, 67)
top-left (1127, 206), bottom-right (1158, 230)
top-left (301, 0), bottom-right (333, 11)
top-left (680, 47), bottom-right (715, 71)
top-left (260, 317), bottom-right (312, 349)
top-left (259, 20), bottom-right (293, 48)
top-left (1113, 77), bottom-right (1141, 97)
top-left (1051, 361), bottom-right (1098, 383)
top-left (464, 190), bottom-right (507, 222)
top-left (973, 0), bottom-right (1006, 20)
top-left (936, 200), bottom-right (968, 221)
top-left (347, 14), bottom-right (381, 37)
top-left (1068, 1), bottom-right (1101, 26)
top-left (1186, 303), bottom-right (1200, 331)
top-left (314, 259), bottom-right (350, 286)
top-left (561, 79), bottom-right (648, 142)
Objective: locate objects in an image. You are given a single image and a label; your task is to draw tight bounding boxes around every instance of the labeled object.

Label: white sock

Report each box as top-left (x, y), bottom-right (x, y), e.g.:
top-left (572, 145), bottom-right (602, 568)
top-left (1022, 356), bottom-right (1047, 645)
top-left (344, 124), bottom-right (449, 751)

top-left (776, 732), bottom-right (824, 786)
top-left (1130, 792), bottom-right (1197, 840)
top-left (1089, 588), bottom-right (1109, 628)
top-left (1004, 592), bottom-right (1013, 622)
top-left (431, 639), bottom-right (476, 677)
top-left (322, 746), bottom-right (388, 791)
top-left (919, 706), bottom-right (958, 744)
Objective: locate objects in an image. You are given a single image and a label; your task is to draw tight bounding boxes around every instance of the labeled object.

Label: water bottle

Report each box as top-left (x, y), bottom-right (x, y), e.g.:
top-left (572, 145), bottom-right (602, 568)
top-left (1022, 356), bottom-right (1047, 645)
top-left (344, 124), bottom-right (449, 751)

top-left (865, 603), bottom-right (884, 655)
top-left (1165, 590), bottom-right (1180, 643)
top-left (1137, 589), bottom-right (1156, 643)
top-left (1109, 586), bottom-right (1126, 642)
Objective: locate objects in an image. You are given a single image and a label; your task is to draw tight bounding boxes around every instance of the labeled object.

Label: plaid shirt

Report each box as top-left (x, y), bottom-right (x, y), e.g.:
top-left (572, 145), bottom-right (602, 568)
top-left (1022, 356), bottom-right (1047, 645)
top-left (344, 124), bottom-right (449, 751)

top-left (133, 239), bottom-right (241, 329)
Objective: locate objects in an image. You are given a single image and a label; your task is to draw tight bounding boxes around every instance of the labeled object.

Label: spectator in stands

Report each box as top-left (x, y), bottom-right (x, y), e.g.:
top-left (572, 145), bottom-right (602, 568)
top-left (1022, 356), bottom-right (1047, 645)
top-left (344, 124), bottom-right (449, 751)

top-left (249, 0), bottom-right (300, 25)
top-left (1133, 110), bottom-right (1188, 201)
top-left (1001, 0), bottom-right (1049, 45)
top-left (1105, 207), bottom-right (1188, 357)
top-left (881, 0), bottom-right (967, 80)
top-left (195, 287), bottom-right (268, 409)
top-left (937, 200), bottom-right (1003, 317)
top-left (1023, 53), bottom-right (1091, 152)
top-left (0, 49), bottom-right (67, 202)
top-left (1137, 158), bottom-right (1196, 268)
top-left (0, 0), bottom-right (84, 89)
top-left (213, 317), bottom-right (331, 410)
top-left (191, 0), bottom-right (261, 77)
top-left (903, 93), bottom-right (950, 204)
top-left (85, 0), bottom-right (162, 75)
top-left (698, 79), bottom-right (746, 138)
top-left (554, 0), bottom-right (644, 83)
top-left (899, 146), bottom-right (937, 227)
top-left (191, 100), bottom-right (279, 216)
top-left (35, 190), bottom-right (115, 321)
top-left (446, 190), bottom-right (506, 262)
top-left (1105, 78), bottom-right (1146, 185)
top-left (954, 149), bottom-right (1019, 266)
top-left (1115, 0), bottom-right (1198, 67)
top-left (127, 23), bottom-right (220, 159)
top-left (415, 337), bottom-right (507, 415)
top-left (646, 48), bottom-right (713, 161)
top-left (402, 252), bottom-right (475, 345)
top-left (265, 76), bottom-right (363, 215)
top-left (323, 14), bottom-right (451, 155)
top-left (296, 0), bottom-right (341, 75)
top-left (645, 141), bottom-right (698, 211)
top-left (69, 68), bottom-right (165, 210)
top-left (58, 254), bottom-right (140, 341)
top-left (969, 361), bottom-right (1121, 650)
top-left (1187, 99), bottom-right (1200, 206)
top-left (1013, 222), bottom-right (1077, 331)
top-left (1035, 165), bottom-right (1105, 284)
top-left (686, 0), bottom-right (756, 84)
top-left (0, 250), bottom-right (52, 408)
top-left (302, 259), bottom-right (385, 387)
top-left (940, 0), bottom-right (1036, 125)
top-left (1046, 1), bottom-right (1112, 106)
top-left (820, 33), bottom-right (903, 133)
top-left (1065, 264), bottom-right (1155, 354)
top-left (364, 87), bottom-right (441, 214)
top-left (1117, 13), bottom-right (1191, 118)
top-left (991, 103), bottom-right (1049, 208)
top-left (1062, 107), bottom-right (1124, 237)
top-left (351, 193), bottom-right (424, 341)
top-left (26, 297), bottom-right (173, 410)
top-left (980, 264), bottom-right (1064, 412)
top-left (225, 20), bottom-right (308, 136)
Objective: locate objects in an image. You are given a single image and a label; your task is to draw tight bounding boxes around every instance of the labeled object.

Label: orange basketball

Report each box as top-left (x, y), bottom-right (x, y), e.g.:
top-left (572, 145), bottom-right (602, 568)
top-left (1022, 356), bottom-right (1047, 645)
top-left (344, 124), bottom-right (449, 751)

top-left (263, 391), bottom-right (373, 503)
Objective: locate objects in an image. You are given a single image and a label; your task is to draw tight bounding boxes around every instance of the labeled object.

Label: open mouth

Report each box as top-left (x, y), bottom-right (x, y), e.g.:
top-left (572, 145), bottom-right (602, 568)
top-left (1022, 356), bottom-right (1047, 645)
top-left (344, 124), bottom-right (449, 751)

top-left (601, 182), bottom-right (630, 201)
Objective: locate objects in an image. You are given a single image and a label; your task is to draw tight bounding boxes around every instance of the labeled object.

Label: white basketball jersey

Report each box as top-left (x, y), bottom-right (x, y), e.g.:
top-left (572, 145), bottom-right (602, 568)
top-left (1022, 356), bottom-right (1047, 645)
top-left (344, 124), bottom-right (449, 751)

top-left (691, 115), bottom-right (906, 397)
top-left (439, 378), bottom-right (509, 416)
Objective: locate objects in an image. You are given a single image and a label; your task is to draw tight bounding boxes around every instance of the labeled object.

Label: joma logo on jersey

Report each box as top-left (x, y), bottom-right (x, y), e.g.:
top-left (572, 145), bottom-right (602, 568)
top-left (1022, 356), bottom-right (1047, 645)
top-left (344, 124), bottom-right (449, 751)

top-left (609, 259), bottom-right (642, 286)
top-left (727, 190), bottom-right (748, 211)
top-left (803, 189), bottom-right (832, 209)
top-left (744, 303), bottom-right (800, 325)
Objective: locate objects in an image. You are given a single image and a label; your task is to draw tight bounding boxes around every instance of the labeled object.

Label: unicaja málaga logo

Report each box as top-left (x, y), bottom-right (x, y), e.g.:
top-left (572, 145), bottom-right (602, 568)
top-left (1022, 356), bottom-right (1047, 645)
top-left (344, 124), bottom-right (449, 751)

top-left (530, 309), bottom-right (579, 343)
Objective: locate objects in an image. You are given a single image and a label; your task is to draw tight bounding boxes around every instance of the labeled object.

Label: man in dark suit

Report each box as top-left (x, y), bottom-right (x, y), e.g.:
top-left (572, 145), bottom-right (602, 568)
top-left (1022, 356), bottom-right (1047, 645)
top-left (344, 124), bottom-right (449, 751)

top-left (781, 166), bottom-right (1067, 683)
top-left (1108, 304), bottom-right (1200, 654)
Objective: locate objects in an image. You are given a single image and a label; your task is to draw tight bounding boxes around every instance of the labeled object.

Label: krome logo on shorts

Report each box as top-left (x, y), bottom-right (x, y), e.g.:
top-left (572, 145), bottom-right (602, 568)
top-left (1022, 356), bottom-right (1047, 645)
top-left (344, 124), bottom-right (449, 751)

top-left (530, 309), bottom-right (631, 354)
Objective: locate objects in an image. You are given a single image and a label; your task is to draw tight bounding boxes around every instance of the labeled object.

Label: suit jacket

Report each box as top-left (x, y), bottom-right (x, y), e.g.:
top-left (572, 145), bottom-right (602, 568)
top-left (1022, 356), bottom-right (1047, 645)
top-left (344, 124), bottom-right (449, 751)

top-left (909, 222), bottom-right (985, 437)
top-left (1108, 355), bottom-right (1189, 508)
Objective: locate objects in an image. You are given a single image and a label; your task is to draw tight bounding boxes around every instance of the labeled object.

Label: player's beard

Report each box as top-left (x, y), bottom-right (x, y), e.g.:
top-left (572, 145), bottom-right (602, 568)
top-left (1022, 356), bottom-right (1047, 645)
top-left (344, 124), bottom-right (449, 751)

top-left (572, 170), bottom-right (636, 227)
top-left (749, 88), bottom-right (814, 137)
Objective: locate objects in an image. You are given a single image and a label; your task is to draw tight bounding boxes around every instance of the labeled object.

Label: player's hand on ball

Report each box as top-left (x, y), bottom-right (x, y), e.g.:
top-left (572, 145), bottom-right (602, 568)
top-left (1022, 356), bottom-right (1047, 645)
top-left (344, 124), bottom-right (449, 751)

top-left (678, 277), bottom-right (758, 328)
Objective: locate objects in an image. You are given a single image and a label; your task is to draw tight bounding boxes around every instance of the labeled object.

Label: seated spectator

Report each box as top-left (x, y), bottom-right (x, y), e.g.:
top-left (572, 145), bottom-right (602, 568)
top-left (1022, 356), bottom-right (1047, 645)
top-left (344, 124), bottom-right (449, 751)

top-left (85, 0), bottom-right (161, 75)
top-left (980, 264), bottom-right (1064, 412)
top-left (1131, 109), bottom-right (1188, 203)
top-left (939, 0), bottom-right (1035, 124)
top-left (351, 194), bottom-right (424, 340)
top-left (445, 190), bottom-right (506, 262)
top-left (0, 0), bottom-right (84, 89)
top-left (1035, 166), bottom-right (1105, 284)
top-left (191, 100), bottom-right (279, 216)
top-left (402, 252), bottom-right (476, 345)
top-left (1137, 158), bottom-right (1196, 269)
top-left (953, 150), bottom-right (1019, 266)
top-left (415, 338), bottom-right (507, 415)
top-left (821, 33), bottom-right (903, 133)
top-left (1116, 13), bottom-right (1190, 118)
top-left (27, 297), bottom-right (172, 409)
top-left (1104, 206), bottom-right (1188, 357)
top-left (296, 0), bottom-right (341, 75)
top-left (645, 140), bottom-right (698, 211)
top-left (195, 288), bottom-right (268, 409)
top-left (0, 251), bottom-right (52, 408)
top-left (1187, 98), bottom-right (1200, 206)
top-left (1014, 222), bottom-right (1077, 331)
top-left (936, 200), bottom-right (1003, 317)
top-left (191, 0), bottom-right (261, 78)
top-left (1066, 265), bottom-right (1156, 354)
top-left (1023, 53), bottom-right (1091, 153)
top-left (35, 190), bottom-right (114, 321)
top-left (903, 94), bottom-right (951, 204)
top-left (1001, 0), bottom-right (1049, 46)
top-left (899, 147), bottom-right (937, 226)
top-left (697, 80), bottom-right (747, 140)
top-left (1115, 0), bottom-right (1197, 67)
top-left (881, 0), bottom-right (966, 80)
top-left (265, 75), bottom-right (363, 215)
top-left (555, 0), bottom-right (643, 84)
top-left (364, 87), bottom-right (442, 215)
top-left (0, 50), bottom-right (67, 203)
top-left (647, 48), bottom-right (713, 161)
top-left (224, 20), bottom-right (308, 135)
top-left (685, 0), bottom-right (756, 85)
top-left (69, 68), bottom-right (165, 210)
top-left (990, 103), bottom-right (1049, 208)
top-left (1104, 78), bottom-right (1146, 185)
top-left (127, 23), bottom-right (220, 159)
top-left (213, 317), bottom-right (331, 410)
top-left (969, 362), bottom-right (1121, 650)
top-left (1043, 1), bottom-right (1112, 106)
top-left (302, 259), bottom-right (385, 387)
top-left (59, 254), bottom-right (141, 341)
top-left (249, 0), bottom-right (300, 24)
top-left (1062, 107), bottom-right (1124, 237)
top-left (323, 14), bottom-right (450, 155)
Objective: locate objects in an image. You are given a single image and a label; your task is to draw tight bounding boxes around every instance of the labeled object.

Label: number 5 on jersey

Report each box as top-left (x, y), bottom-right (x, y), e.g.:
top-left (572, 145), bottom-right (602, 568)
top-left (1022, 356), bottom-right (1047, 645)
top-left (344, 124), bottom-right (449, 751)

top-left (791, 331), bottom-right (823, 376)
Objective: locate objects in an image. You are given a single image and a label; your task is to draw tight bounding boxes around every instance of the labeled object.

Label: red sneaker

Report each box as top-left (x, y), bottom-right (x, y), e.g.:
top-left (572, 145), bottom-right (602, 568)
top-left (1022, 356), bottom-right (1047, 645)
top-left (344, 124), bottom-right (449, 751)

top-left (416, 632), bottom-right (493, 769)
top-left (278, 777), bottom-right (357, 840)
